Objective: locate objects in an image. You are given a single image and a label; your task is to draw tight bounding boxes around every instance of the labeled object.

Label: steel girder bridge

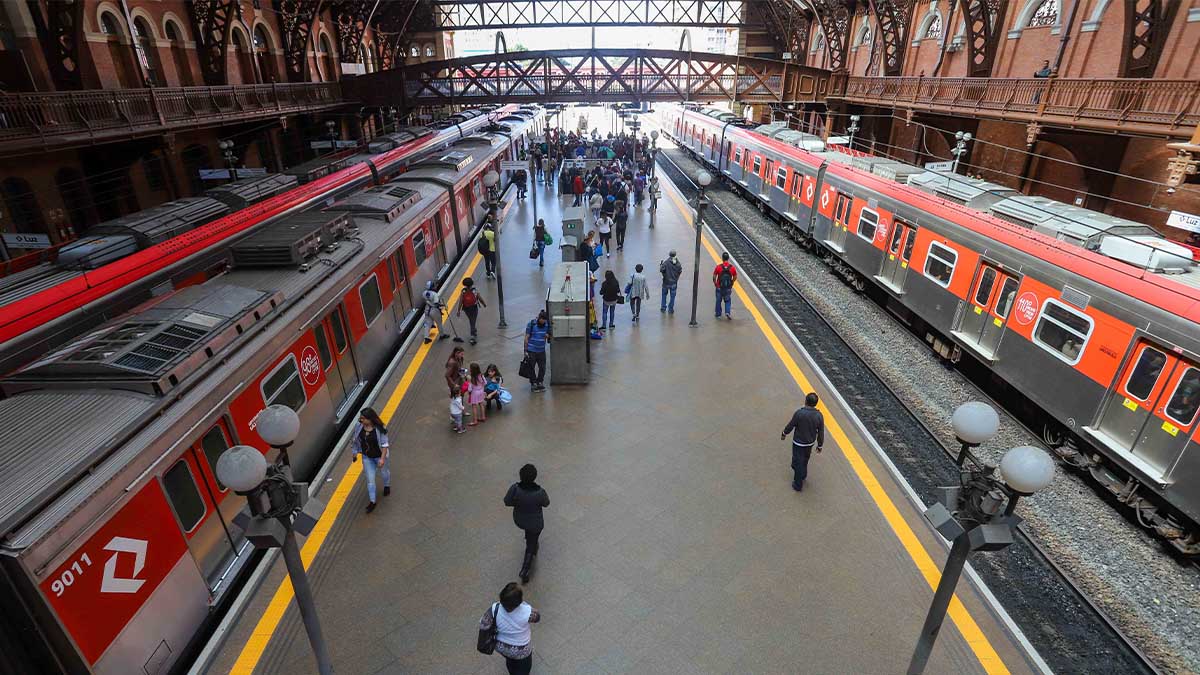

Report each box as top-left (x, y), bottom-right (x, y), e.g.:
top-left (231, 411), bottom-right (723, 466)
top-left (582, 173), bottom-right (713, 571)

top-left (346, 48), bottom-right (842, 108)
top-left (431, 0), bottom-right (755, 28)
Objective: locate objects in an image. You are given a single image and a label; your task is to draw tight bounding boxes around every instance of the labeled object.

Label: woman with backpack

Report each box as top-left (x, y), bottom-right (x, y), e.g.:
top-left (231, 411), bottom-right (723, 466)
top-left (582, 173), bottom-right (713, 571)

top-left (457, 277), bottom-right (487, 345)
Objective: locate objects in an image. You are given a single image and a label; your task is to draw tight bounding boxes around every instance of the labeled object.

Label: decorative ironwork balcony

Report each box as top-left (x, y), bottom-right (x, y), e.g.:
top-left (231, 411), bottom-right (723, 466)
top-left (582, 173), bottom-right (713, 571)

top-left (833, 76), bottom-right (1200, 140)
top-left (0, 82), bottom-right (346, 156)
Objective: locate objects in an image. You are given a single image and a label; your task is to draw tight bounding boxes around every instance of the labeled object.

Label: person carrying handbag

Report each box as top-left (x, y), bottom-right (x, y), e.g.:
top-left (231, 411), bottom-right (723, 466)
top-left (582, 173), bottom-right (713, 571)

top-left (477, 583), bottom-right (540, 674)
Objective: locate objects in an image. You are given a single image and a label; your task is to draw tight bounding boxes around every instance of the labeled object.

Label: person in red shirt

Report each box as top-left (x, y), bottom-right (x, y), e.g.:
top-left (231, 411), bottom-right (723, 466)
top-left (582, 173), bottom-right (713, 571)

top-left (572, 173), bottom-right (585, 206)
top-left (713, 251), bottom-right (737, 319)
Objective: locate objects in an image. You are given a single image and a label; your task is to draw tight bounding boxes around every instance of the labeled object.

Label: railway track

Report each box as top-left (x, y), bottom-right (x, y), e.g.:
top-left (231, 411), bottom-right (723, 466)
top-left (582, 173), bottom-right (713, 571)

top-left (656, 150), bottom-right (1158, 674)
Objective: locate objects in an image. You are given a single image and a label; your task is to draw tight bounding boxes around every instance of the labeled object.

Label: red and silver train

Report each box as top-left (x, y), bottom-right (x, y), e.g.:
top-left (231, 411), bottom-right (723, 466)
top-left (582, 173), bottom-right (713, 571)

top-left (661, 104), bottom-right (1200, 555)
top-left (0, 104), bottom-right (544, 674)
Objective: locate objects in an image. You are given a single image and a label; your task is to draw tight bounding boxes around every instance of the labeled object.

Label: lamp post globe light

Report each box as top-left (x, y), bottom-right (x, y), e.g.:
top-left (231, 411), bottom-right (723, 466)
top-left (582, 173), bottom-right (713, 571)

top-left (688, 170), bottom-right (713, 327)
top-left (847, 114), bottom-right (861, 151)
top-left (908, 402), bottom-right (1056, 675)
top-left (218, 139), bottom-right (238, 183)
top-left (216, 407), bottom-right (331, 675)
top-left (483, 170), bottom-right (507, 328)
top-left (951, 131), bottom-right (973, 174)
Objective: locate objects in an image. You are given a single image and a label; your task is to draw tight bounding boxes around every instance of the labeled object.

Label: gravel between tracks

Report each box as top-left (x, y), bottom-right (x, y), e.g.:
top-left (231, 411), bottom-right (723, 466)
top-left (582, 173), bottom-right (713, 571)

top-left (663, 147), bottom-right (1200, 674)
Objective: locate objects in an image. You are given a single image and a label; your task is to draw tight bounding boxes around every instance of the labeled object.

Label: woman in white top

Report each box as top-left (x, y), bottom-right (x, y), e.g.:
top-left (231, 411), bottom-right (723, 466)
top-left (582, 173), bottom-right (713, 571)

top-left (596, 214), bottom-right (613, 258)
top-left (479, 583), bottom-right (540, 674)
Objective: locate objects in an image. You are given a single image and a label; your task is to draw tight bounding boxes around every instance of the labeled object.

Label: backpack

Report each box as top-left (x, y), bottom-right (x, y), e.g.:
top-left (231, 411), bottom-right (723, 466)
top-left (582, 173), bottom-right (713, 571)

top-left (718, 264), bottom-right (734, 290)
top-left (461, 287), bottom-right (479, 307)
top-left (477, 236), bottom-right (490, 254)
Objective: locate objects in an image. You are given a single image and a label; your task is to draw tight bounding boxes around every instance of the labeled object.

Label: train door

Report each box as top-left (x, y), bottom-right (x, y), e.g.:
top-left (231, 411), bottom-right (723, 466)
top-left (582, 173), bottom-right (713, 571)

top-left (314, 304), bottom-right (361, 416)
top-left (1098, 343), bottom-right (1200, 478)
top-left (825, 192), bottom-right (852, 251)
top-left (162, 421), bottom-right (239, 589)
top-left (955, 263), bottom-right (1019, 359)
top-left (721, 140), bottom-right (731, 174)
top-left (387, 247), bottom-right (414, 320)
top-left (431, 216), bottom-right (449, 276)
top-left (877, 218), bottom-right (917, 291)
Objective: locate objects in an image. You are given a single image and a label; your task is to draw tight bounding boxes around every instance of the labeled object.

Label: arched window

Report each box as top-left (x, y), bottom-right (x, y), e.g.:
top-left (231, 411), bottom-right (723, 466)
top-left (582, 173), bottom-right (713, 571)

top-left (164, 21), bottom-right (194, 86)
top-left (1028, 0), bottom-right (1059, 26)
top-left (254, 26), bottom-right (276, 82)
top-left (319, 35), bottom-right (337, 81)
top-left (854, 25), bottom-right (872, 48)
top-left (1, 178), bottom-right (47, 237)
top-left (812, 32), bottom-right (825, 54)
top-left (361, 42), bottom-right (373, 72)
top-left (925, 14), bottom-right (943, 40)
top-left (231, 29), bottom-right (256, 84)
top-left (424, 44), bottom-right (435, 57)
top-left (132, 18), bottom-right (160, 86)
top-left (409, 44), bottom-right (420, 57)
top-left (99, 12), bottom-right (138, 88)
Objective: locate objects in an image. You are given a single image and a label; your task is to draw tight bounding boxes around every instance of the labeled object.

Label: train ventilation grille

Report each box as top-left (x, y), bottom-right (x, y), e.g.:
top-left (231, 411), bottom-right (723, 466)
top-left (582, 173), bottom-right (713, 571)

top-left (1061, 285), bottom-right (1091, 310)
top-left (232, 212), bottom-right (351, 267)
top-left (423, 151), bottom-right (473, 171)
top-left (5, 283), bottom-right (282, 396)
top-left (326, 185), bottom-right (420, 223)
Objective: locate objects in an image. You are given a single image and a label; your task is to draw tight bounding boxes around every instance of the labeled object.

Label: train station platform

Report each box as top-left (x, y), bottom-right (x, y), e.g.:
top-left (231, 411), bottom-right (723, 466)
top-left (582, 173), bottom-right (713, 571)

top-left (204, 170), bottom-right (1046, 674)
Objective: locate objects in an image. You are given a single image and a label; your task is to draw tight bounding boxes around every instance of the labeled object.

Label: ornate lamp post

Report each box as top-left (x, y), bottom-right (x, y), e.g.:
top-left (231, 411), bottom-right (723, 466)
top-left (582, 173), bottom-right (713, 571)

top-left (951, 131), bottom-right (973, 174)
top-left (482, 170), bottom-right (507, 328)
top-left (689, 169), bottom-right (713, 327)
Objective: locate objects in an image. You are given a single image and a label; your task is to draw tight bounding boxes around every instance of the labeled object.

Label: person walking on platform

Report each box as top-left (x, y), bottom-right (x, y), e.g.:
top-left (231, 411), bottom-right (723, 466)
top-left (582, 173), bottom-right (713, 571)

top-left (781, 393), bottom-right (825, 491)
top-left (478, 583), bottom-right (541, 675)
top-left (596, 213), bottom-right (613, 258)
top-left (532, 218), bottom-right (548, 268)
top-left (504, 464), bottom-right (550, 583)
top-left (713, 252), bottom-right (738, 320)
top-left (600, 270), bottom-right (621, 329)
top-left (523, 311), bottom-right (551, 391)
top-left (614, 205), bottom-right (628, 251)
top-left (457, 277), bottom-right (487, 345)
top-left (422, 281), bottom-right (449, 344)
top-left (572, 173), bottom-right (585, 206)
top-left (589, 191), bottom-right (603, 222)
top-left (481, 225), bottom-right (498, 279)
top-left (350, 408), bottom-right (390, 513)
top-left (659, 250), bottom-right (682, 313)
top-left (515, 169), bottom-right (528, 200)
top-left (627, 264), bottom-right (649, 323)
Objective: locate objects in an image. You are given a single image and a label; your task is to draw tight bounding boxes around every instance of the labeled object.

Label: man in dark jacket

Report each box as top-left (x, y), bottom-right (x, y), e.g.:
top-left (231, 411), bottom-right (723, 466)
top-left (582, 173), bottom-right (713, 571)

top-left (781, 392), bottom-right (825, 491)
top-left (504, 464), bottom-right (550, 582)
top-left (659, 250), bottom-right (683, 313)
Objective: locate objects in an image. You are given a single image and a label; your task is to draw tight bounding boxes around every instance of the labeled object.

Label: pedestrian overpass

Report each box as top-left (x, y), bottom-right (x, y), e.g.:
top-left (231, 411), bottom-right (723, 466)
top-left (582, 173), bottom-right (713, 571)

top-left (344, 48), bottom-right (842, 109)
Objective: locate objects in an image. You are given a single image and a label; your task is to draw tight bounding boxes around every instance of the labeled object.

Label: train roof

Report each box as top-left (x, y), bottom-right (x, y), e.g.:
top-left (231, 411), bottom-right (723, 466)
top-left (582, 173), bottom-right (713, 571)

top-left (0, 132), bottom-right (510, 547)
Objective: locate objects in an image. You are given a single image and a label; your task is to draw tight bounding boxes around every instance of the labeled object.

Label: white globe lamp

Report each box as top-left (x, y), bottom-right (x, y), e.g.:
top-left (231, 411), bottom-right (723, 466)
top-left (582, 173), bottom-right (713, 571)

top-left (951, 401), bottom-right (999, 446)
top-left (257, 404), bottom-right (301, 448)
top-left (696, 170), bottom-right (713, 187)
top-left (483, 170), bottom-right (500, 188)
top-left (215, 445), bottom-right (269, 493)
top-left (1000, 446), bottom-right (1056, 495)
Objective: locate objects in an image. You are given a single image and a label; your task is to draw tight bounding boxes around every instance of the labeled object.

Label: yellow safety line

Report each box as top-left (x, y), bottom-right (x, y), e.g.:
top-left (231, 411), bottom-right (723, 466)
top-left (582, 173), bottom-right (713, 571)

top-left (230, 255), bottom-right (483, 674)
top-left (665, 182), bottom-right (1009, 675)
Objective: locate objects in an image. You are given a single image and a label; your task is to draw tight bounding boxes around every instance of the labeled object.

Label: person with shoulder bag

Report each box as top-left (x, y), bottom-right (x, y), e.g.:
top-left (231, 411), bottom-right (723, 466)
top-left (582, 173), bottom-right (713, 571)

top-left (532, 218), bottom-right (549, 268)
top-left (477, 582), bottom-right (540, 674)
top-left (349, 408), bottom-right (390, 513)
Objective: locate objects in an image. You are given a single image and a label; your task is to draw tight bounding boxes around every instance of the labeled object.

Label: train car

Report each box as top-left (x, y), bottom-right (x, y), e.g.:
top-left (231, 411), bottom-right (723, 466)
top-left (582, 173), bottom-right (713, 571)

top-left (0, 106), bottom-right (543, 674)
top-left (660, 104), bottom-right (1200, 555)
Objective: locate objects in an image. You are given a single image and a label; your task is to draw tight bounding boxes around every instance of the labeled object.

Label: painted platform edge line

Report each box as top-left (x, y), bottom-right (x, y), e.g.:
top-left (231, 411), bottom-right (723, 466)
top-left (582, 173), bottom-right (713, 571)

top-left (662, 178), bottom-right (1011, 675)
top-left (227, 254), bottom-right (483, 675)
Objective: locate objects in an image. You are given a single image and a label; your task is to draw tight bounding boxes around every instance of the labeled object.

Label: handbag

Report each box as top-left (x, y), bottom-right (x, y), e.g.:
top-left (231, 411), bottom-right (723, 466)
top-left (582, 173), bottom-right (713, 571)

top-left (518, 354), bottom-right (536, 380)
top-left (476, 603), bottom-right (499, 655)
top-left (529, 244), bottom-right (539, 259)
top-left (616, 295), bottom-right (625, 304)
top-left (543, 232), bottom-right (554, 245)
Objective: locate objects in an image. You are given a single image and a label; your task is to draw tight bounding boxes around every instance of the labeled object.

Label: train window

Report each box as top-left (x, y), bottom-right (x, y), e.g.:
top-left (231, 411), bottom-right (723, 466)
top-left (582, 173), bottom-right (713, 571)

top-left (775, 167), bottom-right (787, 189)
top-left (1164, 368), bottom-right (1200, 426)
top-left (994, 276), bottom-right (1019, 318)
top-left (392, 250), bottom-right (407, 284)
top-left (888, 225), bottom-right (904, 253)
top-left (902, 227), bottom-right (918, 261)
top-left (331, 308), bottom-right (348, 353)
top-left (857, 209), bottom-right (879, 242)
top-left (163, 460), bottom-right (206, 532)
top-left (923, 242), bottom-right (957, 287)
top-left (261, 355), bottom-right (307, 411)
top-left (752, 156), bottom-right (762, 174)
top-left (733, 148), bottom-right (742, 163)
top-left (1125, 347), bottom-right (1167, 401)
top-left (974, 267), bottom-right (997, 306)
top-left (313, 325), bottom-right (332, 369)
top-left (200, 426), bottom-right (231, 491)
top-left (834, 194), bottom-right (852, 225)
top-left (1032, 299), bottom-right (1093, 365)
top-left (359, 275), bottom-right (383, 326)
top-left (413, 230), bottom-right (428, 266)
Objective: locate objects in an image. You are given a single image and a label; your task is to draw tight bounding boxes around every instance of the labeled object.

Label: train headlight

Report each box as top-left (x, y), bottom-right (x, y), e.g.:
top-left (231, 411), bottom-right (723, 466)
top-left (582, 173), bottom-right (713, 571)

top-left (999, 446), bottom-right (1056, 494)
top-left (216, 445), bottom-right (269, 493)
